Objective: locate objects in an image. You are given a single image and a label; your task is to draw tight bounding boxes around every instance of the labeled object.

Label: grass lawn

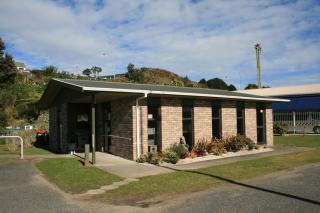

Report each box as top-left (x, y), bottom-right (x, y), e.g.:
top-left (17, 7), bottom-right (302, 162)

top-left (104, 149), bottom-right (320, 204)
top-left (0, 157), bottom-right (17, 164)
top-left (0, 144), bottom-right (54, 155)
top-left (275, 135), bottom-right (320, 148)
top-left (36, 158), bottom-right (122, 194)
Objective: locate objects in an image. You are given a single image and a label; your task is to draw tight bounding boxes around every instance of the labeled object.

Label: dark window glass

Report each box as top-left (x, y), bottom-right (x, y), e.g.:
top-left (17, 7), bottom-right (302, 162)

top-left (236, 102), bottom-right (245, 136)
top-left (212, 102), bottom-right (221, 139)
top-left (148, 99), bottom-right (161, 146)
top-left (256, 103), bottom-right (266, 144)
top-left (182, 104), bottom-right (193, 149)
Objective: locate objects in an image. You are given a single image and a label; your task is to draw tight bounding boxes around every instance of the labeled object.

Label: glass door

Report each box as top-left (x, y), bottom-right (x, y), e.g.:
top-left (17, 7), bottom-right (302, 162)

top-left (256, 104), bottom-right (266, 144)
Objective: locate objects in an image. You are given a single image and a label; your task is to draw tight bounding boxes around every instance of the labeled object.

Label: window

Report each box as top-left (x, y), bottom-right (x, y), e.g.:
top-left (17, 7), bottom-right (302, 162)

top-left (182, 100), bottom-right (194, 149)
top-left (212, 102), bottom-right (221, 139)
top-left (148, 99), bottom-right (161, 147)
top-left (256, 103), bottom-right (266, 144)
top-left (236, 102), bottom-right (245, 136)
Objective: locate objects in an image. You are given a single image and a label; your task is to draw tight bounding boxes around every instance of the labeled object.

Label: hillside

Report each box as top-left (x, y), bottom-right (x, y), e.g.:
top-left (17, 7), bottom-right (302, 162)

top-left (112, 67), bottom-right (199, 88)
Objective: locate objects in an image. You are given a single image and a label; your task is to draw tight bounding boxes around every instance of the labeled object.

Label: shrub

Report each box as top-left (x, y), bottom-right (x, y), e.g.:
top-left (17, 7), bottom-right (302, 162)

top-left (207, 138), bottom-right (227, 156)
top-left (147, 152), bottom-right (162, 165)
top-left (169, 143), bottom-right (188, 159)
top-left (136, 154), bottom-right (148, 163)
top-left (163, 151), bottom-right (179, 164)
top-left (16, 130), bottom-right (35, 148)
top-left (225, 135), bottom-right (256, 152)
top-left (6, 140), bottom-right (19, 152)
top-left (255, 144), bottom-right (261, 150)
top-left (273, 123), bottom-right (288, 135)
top-left (192, 139), bottom-right (208, 157)
top-left (247, 141), bottom-right (255, 150)
top-left (227, 137), bottom-right (243, 152)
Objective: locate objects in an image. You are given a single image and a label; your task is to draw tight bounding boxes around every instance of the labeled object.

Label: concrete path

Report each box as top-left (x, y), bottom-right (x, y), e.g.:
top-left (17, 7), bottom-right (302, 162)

top-left (163, 163), bottom-right (320, 213)
top-left (163, 146), bottom-right (313, 170)
top-left (75, 152), bottom-right (173, 178)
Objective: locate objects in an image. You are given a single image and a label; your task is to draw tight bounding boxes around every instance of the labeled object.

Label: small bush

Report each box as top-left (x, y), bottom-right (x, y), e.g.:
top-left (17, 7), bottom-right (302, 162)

top-left (192, 139), bottom-right (208, 157)
top-left (6, 140), bottom-right (19, 152)
top-left (163, 151), bottom-right (179, 164)
top-left (147, 152), bottom-right (162, 165)
top-left (136, 154), bottom-right (148, 163)
top-left (247, 141), bottom-right (255, 150)
top-left (207, 138), bottom-right (227, 156)
top-left (169, 143), bottom-right (188, 159)
top-left (136, 153), bottom-right (162, 165)
top-left (255, 144), bottom-right (261, 150)
top-left (273, 123), bottom-right (288, 135)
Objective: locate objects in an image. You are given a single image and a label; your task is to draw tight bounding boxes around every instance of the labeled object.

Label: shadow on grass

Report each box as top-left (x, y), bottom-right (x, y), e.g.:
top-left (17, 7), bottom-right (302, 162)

top-left (161, 165), bottom-right (320, 206)
top-left (33, 141), bottom-right (58, 154)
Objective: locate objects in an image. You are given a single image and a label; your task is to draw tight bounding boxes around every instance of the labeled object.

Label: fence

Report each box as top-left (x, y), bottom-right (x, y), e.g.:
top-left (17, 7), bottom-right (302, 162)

top-left (273, 111), bottom-right (320, 134)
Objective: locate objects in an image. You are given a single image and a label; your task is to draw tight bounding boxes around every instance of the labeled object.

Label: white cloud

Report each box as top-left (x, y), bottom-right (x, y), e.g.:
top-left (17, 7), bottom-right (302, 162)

top-left (0, 0), bottom-right (319, 88)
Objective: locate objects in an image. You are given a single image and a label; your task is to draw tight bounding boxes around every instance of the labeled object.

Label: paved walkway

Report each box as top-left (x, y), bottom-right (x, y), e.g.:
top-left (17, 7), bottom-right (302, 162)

top-left (163, 146), bottom-right (313, 170)
top-left (75, 152), bottom-right (173, 178)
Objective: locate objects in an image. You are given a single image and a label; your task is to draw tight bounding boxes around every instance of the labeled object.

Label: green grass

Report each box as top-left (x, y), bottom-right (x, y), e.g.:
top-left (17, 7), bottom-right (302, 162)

top-left (0, 157), bottom-right (17, 164)
top-left (36, 158), bottom-right (122, 194)
top-left (0, 144), bottom-right (54, 155)
top-left (275, 135), bottom-right (320, 148)
top-left (104, 149), bottom-right (320, 203)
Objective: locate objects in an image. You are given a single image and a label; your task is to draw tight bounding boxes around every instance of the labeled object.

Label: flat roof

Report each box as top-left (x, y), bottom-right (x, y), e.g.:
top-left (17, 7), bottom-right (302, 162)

top-left (239, 84), bottom-right (320, 97)
top-left (38, 79), bottom-right (289, 109)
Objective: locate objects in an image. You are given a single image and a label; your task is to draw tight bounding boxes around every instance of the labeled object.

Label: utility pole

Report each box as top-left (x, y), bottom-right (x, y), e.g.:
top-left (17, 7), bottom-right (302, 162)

top-left (255, 43), bottom-right (262, 88)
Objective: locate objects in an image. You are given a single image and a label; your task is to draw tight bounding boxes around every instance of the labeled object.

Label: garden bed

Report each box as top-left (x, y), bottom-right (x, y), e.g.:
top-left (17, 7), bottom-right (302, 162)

top-left (174, 147), bottom-right (273, 165)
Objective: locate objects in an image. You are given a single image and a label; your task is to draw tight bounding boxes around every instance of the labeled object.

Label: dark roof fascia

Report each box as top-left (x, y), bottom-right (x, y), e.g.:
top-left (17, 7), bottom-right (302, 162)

top-left (51, 79), bottom-right (289, 103)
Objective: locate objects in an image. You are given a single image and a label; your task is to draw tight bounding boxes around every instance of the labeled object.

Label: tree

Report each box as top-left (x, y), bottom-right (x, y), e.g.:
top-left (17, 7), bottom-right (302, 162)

top-left (43, 65), bottom-right (58, 77)
top-left (245, 83), bottom-right (258, 90)
top-left (91, 66), bottom-right (102, 78)
top-left (0, 37), bottom-right (17, 87)
top-left (126, 63), bottom-right (142, 82)
top-left (206, 78), bottom-right (229, 90)
top-left (228, 84), bottom-right (237, 91)
top-left (198, 78), bottom-right (206, 84)
top-left (82, 68), bottom-right (92, 77)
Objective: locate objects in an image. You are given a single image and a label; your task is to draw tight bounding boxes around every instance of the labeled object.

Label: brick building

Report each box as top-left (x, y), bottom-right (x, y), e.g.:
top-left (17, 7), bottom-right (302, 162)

top-left (38, 79), bottom-right (288, 162)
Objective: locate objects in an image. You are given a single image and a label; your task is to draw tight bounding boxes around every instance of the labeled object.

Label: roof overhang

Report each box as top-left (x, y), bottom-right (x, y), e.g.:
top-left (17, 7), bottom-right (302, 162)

top-left (38, 79), bottom-right (289, 110)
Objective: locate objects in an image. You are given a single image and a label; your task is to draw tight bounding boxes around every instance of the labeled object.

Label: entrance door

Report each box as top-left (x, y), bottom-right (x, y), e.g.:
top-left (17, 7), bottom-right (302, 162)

top-left (256, 105), bottom-right (266, 144)
top-left (103, 103), bottom-right (111, 152)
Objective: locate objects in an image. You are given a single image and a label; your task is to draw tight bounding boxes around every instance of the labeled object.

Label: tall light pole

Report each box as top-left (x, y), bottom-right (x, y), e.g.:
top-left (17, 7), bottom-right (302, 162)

top-left (255, 43), bottom-right (262, 88)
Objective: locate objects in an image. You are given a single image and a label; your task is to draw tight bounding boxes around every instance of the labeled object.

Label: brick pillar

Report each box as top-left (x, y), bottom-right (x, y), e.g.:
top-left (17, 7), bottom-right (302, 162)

top-left (110, 98), bottom-right (134, 160)
top-left (245, 102), bottom-right (257, 143)
top-left (193, 100), bottom-right (212, 143)
top-left (265, 103), bottom-right (274, 146)
top-left (160, 98), bottom-right (182, 151)
top-left (221, 101), bottom-right (237, 138)
top-left (139, 99), bottom-right (148, 155)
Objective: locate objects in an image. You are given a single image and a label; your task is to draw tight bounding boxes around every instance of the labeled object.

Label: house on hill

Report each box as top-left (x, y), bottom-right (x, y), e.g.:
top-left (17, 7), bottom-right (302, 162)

top-left (38, 79), bottom-right (288, 162)
top-left (15, 61), bottom-right (30, 74)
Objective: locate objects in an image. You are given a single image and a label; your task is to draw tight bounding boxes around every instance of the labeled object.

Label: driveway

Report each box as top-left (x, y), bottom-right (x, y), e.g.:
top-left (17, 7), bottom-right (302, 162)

top-left (163, 163), bottom-right (320, 213)
top-left (0, 160), bottom-right (149, 213)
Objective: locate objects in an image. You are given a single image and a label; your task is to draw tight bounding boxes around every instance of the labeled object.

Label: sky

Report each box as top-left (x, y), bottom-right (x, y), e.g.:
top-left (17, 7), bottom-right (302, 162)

top-left (0, 0), bottom-right (319, 89)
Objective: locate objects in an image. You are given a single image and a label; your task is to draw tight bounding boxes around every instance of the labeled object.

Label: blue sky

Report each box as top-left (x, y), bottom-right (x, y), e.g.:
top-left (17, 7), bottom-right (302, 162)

top-left (0, 0), bottom-right (319, 89)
